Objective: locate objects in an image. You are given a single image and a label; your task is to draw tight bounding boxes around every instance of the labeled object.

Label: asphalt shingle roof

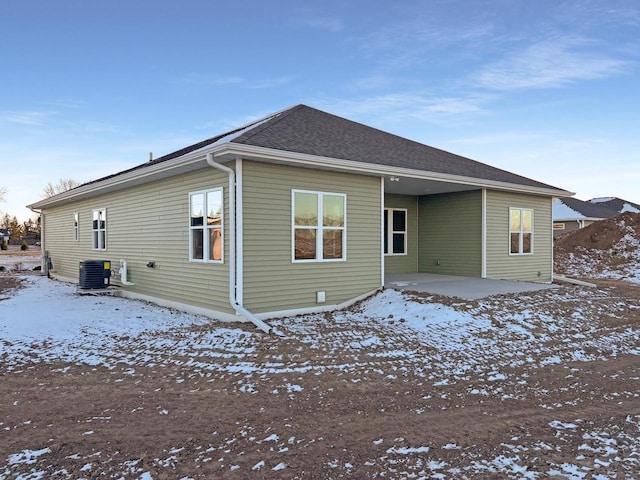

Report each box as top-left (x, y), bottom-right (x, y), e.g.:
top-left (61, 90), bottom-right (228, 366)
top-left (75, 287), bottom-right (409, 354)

top-left (230, 105), bottom-right (563, 190)
top-left (589, 197), bottom-right (640, 214)
top-left (557, 197), bottom-right (618, 219)
top-left (57, 104), bottom-right (568, 194)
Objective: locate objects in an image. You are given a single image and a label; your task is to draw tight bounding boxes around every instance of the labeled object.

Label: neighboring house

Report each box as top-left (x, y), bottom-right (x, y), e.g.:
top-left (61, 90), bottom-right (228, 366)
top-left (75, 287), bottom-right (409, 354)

top-left (589, 197), bottom-right (640, 214)
top-left (28, 104), bottom-right (572, 325)
top-left (0, 229), bottom-right (9, 244)
top-left (19, 234), bottom-right (39, 246)
top-left (553, 197), bottom-right (618, 238)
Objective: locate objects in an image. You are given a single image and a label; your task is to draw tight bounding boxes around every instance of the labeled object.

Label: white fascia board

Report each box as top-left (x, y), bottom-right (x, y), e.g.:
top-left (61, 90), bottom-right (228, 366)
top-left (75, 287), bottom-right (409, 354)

top-left (554, 217), bottom-right (606, 222)
top-left (29, 138), bottom-right (573, 210)
top-left (214, 144), bottom-right (574, 198)
top-left (28, 144), bottom-right (230, 209)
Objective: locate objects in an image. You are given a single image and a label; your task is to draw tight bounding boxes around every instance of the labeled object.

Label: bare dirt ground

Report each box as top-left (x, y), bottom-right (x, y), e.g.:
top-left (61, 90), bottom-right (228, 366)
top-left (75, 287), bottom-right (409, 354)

top-left (555, 212), bottom-right (640, 284)
top-left (2, 270), bottom-right (640, 478)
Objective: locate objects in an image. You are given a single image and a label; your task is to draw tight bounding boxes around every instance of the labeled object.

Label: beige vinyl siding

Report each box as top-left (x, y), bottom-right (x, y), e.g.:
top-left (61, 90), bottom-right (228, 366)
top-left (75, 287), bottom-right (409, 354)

top-left (241, 160), bottom-right (381, 313)
top-left (42, 168), bottom-right (233, 313)
top-left (384, 194), bottom-right (418, 274)
top-left (417, 190), bottom-right (482, 276)
top-left (485, 190), bottom-right (552, 282)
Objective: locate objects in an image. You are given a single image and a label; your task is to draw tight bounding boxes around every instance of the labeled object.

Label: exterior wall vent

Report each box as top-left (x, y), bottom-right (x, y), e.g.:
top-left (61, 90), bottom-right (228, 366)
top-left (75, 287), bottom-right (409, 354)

top-left (79, 260), bottom-right (112, 289)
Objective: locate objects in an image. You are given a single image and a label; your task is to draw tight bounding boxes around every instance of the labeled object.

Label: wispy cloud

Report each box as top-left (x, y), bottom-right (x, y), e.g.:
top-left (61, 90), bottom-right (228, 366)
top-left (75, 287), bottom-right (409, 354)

top-left (290, 5), bottom-right (345, 32)
top-left (177, 73), bottom-right (293, 89)
top-left (364, 21), bottom-right (493, 54)
top-left (349, 75), bottom-right (395, 91)
top-left (179, 74), bottom-right (245, 86)
top-left (248, 76), bottom-right (294, 89)
top-left (82, 121), bottom-right (126, 134)
top-left (300, 16), bottom-right (344, 32)
top-left (356, 10), bottom-right (495, 70)
top-left (555, 0), bottom-right (640, 29)
top-left (450, 132), bottom-right (542, 145)
top-left (318, 92), bottom-right (492, 126)
top-left (44, 99), bottom-right (84, 109)
top-left (0, 110), bottom-right (53, 126)
top-left (472, 36), bottom-right (632, 91)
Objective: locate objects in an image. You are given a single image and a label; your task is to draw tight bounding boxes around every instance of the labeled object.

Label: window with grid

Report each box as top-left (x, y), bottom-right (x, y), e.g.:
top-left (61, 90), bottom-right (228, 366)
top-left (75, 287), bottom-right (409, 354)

top-left (383, 208), bottom-right (407, 255)
top-left (189, 188), bottom-right (223, 262)
top-left (92, 209), bottom-right (106, 250)
top-left (73, 212), bottom-right (79, 242)
top-left (510, 208), bottom-right (533, 255)
top-left (293, 190), bottom-right (346, 262)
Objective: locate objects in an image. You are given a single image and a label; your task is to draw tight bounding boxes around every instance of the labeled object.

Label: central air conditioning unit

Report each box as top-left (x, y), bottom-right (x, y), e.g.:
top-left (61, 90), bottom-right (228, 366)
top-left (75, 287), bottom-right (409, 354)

top-left (79, 260), bottom-right (112, 289)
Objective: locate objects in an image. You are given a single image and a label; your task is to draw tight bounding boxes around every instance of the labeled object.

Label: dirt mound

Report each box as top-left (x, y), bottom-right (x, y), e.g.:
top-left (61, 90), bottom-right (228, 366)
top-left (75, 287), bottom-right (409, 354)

top-left (554, 212), bottom-right (640, 283)
top-left (556, 211), bottom-right (640, 252)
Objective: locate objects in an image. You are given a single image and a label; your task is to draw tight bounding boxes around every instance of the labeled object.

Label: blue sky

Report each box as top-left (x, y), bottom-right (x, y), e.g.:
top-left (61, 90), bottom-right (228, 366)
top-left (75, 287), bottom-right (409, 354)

top-left (1, 0), bottom-right (639, 220)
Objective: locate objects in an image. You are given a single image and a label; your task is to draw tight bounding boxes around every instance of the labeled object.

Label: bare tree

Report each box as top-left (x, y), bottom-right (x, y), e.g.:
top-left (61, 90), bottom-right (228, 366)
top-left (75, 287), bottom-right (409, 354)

top-left (0, 186), bottom-right (6, 203)
top-left (42, 178), bottom-right (81, 198)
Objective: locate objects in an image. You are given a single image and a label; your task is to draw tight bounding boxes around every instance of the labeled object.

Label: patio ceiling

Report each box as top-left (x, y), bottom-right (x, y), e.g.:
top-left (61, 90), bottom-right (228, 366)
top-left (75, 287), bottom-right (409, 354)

top-left (383, 176), bottom-right (480, 196)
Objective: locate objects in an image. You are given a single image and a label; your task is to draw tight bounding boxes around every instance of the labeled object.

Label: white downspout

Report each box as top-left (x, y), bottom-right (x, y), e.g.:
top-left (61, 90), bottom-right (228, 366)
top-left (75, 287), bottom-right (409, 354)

top-left (481, 188), bottom-right (487, 278)
top-left (380, 177), bottom-right (385, 287)
top-left (206, 153), bottom-right (273, 334)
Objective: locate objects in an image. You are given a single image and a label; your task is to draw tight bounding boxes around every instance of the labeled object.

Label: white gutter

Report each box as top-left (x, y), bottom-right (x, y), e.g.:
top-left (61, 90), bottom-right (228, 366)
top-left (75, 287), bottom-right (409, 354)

top-left (214, 144), bottom-right (575, 198)
top-left (205, 153), bottom-right (273, 334)
top-left (31, 140), bottom-right (574, 211)
top-left (28, 150), bottom-right (212, 209)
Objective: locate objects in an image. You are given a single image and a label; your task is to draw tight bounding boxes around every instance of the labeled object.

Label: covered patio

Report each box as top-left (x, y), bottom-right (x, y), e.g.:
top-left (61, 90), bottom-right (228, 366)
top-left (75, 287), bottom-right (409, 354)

top-left (384, 273), bottom-right (558, 300)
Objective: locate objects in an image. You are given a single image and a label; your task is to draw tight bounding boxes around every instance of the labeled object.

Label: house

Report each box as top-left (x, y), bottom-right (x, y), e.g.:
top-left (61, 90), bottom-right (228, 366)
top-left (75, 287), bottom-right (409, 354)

top-left (589, 197), bottom-right (640, 215)
top-left (19, 234), bottom-right (39, 246)
top-left (553, 197), bottom-right (618, 237)
top-left (28, 105), bottom-right (572, 328)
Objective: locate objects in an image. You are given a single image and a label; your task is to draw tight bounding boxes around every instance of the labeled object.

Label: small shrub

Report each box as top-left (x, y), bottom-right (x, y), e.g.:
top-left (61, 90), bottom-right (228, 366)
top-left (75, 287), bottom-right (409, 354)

top-left (0, 239), bottom-right (7, 250)
top-left (20, 241), bottom-right (28, 251)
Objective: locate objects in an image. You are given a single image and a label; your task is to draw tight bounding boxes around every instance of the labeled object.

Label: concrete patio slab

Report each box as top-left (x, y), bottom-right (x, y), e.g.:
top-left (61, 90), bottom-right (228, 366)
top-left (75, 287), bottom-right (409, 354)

top-left (384, 273), bottom-right (558, 300)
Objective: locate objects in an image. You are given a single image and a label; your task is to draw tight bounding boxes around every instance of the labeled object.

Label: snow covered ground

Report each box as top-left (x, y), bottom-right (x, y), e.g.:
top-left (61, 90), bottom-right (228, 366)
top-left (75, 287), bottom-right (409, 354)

top-left (2, 276), bottom-right (640, 478)
top-left (0, 252), bottom-right (41, 271)
top-left (559, 217), bottom-right (640, 284)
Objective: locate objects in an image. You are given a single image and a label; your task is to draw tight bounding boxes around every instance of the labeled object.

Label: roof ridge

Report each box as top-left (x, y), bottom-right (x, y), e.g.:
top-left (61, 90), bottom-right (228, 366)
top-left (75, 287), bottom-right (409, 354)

top-left (231, 104), bottom-right (305, 145)
top-left (150, 108), bottom-right (294, 164)
top-left (559, 197), bottom-right (619, 217)
top-left (54, 106), bottom-right (306, 195)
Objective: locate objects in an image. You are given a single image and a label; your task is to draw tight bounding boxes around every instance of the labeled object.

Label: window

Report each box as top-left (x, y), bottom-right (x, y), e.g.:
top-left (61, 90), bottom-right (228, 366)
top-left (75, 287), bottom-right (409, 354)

top-left (73, 212), bottom-right (79, 241)
top-left (510, 208), bottom-right (533, 255)
top-left (293, 190), bottom-right (346, 262)
top-left (189, 188), bottom-right (223, 262)
top-left (383, 208), bottom-right (407, 255)
top-left (553, 223), bottom-right (565, 230)
top-left (92, 209), bottom-right (107, 250)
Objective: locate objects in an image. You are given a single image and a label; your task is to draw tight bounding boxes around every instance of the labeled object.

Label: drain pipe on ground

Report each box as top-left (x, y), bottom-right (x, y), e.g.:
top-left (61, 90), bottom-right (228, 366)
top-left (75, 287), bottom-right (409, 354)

top-left (206, 153), bottom-right (273, 334)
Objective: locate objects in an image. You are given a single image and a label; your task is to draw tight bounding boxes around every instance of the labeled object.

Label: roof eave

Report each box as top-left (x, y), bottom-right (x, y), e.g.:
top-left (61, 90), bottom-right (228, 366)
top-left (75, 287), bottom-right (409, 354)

top-left (216, 143), bottom-right (574, 197)
top-left (554, 216), bottom-right (607, 222)
top-left (28, 140), bottom-right (573, 210)
top-left (28, 142), bottom-right (231, 209)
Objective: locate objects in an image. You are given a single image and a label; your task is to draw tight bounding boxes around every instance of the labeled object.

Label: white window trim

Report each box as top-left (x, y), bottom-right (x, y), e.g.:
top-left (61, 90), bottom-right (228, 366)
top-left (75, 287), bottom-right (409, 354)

top-left (509, 207), bottom-right (534, 256)
top-left (73, 212), bottom-right (79, 242)
top-left (383, 208), bottom-right (408, 256)
top-left (92, 208), bottom-right (107, 251)
top-left (189, 188), bottom-right (224, 264)
top-left (553, 222), bottom-right (566, 230)
top-left (292, 189), bottom-right (347, 263)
